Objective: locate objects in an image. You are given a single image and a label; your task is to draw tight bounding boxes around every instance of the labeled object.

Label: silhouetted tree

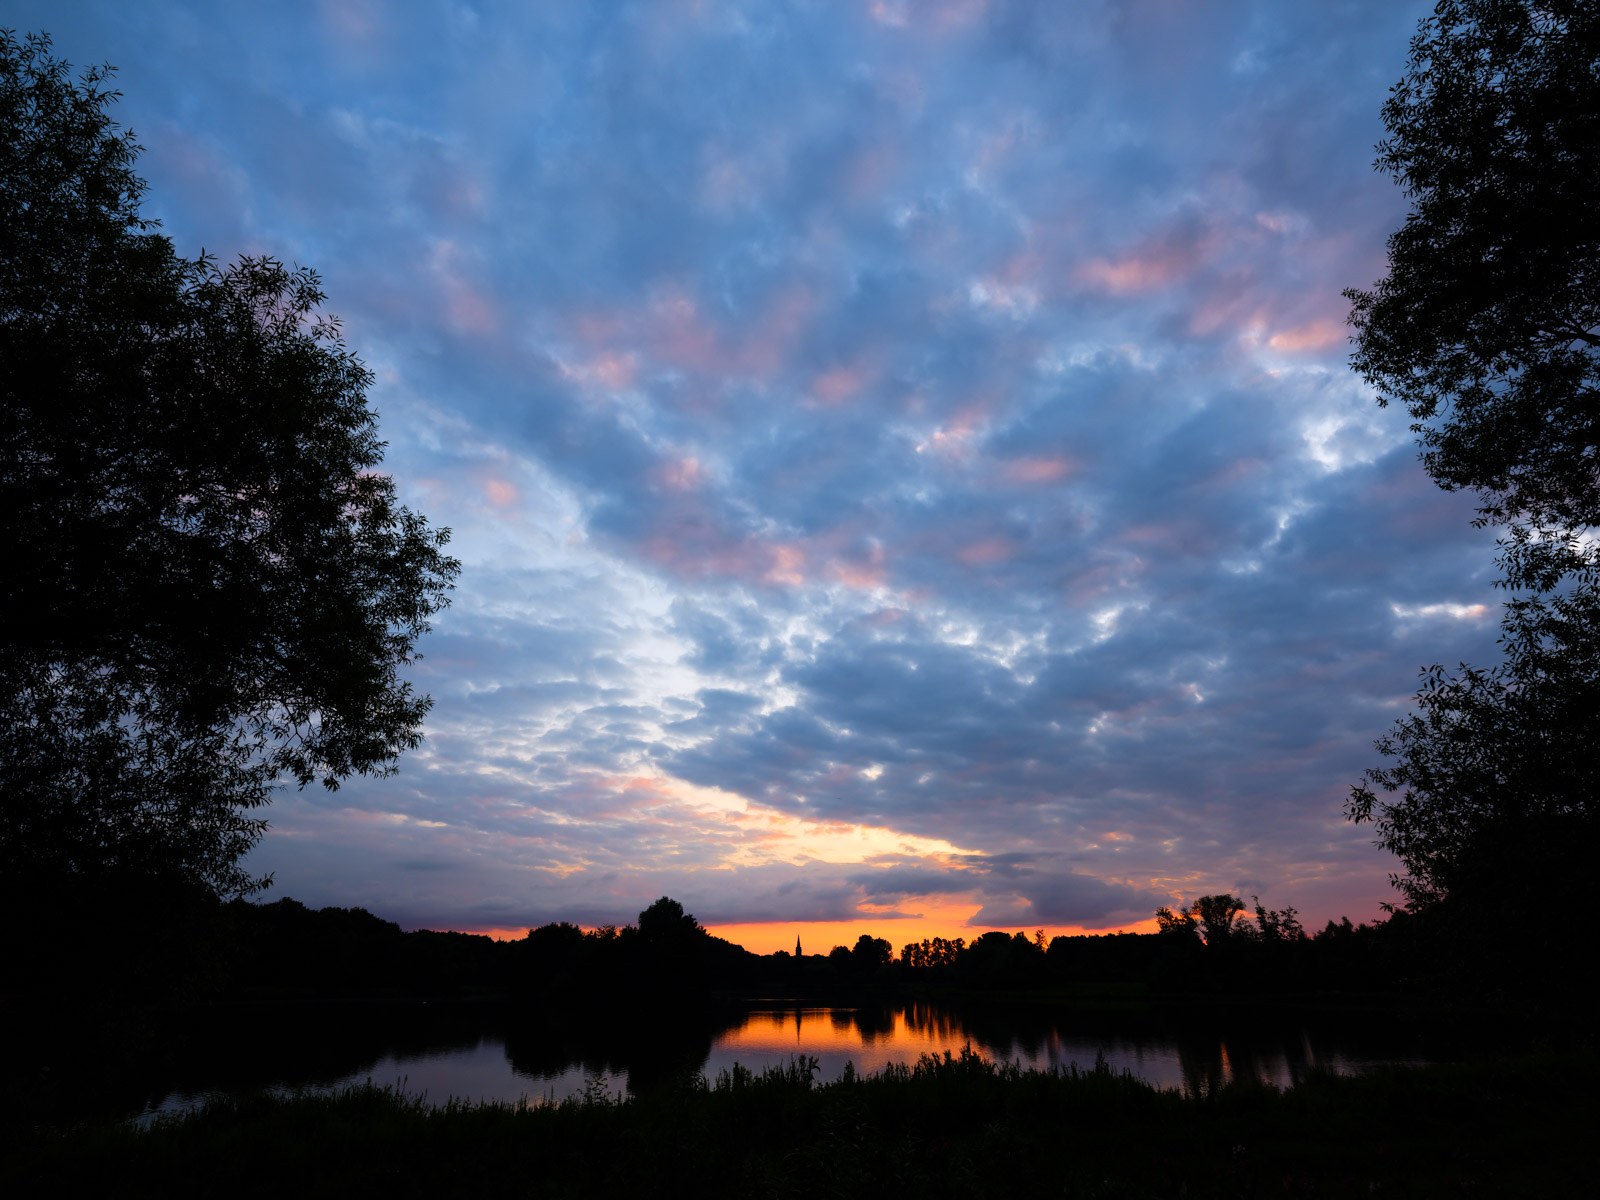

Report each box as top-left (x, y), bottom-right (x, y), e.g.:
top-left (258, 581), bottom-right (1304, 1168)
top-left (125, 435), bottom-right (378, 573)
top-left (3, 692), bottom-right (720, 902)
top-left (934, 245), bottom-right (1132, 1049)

top-left (1345, 0), bottom-right (1598, 552)
top-left (1344, 2), bottom-right (1600, 937)
top-left (955, 930), bottom-right (1046, 989)
top-left (0, 33), bottom-right (459, 902)
top-left (850, 933), bottom-right (893, 970)
top-left (1192, 895), bottom-right (1246, 945)
top-left (900, 936), bottom-right (964, 971)
top-left (1252, 898), bottom-right (1304, 944)
top-left (1156, 895), bottom-right (1247, 945)
top-left (638, 896), bottom-right (705, 944)
top-left (1154, 904), bottom-right (1198, 941)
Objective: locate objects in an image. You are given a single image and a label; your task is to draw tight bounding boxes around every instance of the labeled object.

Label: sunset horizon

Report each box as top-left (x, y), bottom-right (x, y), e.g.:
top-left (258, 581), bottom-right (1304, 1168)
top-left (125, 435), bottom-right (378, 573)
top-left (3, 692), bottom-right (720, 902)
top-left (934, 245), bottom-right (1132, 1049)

top-left (9, 0), bottom-right (1490, 949)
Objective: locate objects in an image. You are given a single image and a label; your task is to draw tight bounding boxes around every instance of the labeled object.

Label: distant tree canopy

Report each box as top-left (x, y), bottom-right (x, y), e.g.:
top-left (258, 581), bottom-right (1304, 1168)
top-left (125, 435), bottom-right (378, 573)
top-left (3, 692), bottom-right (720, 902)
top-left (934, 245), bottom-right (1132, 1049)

top-left (1156, 895), bottom-right (1245, 945)
top-left (638, 896), bottom-right (706, 944)
top-left (1345, 1), bottom-right (1600, 913)
top-left (0, 33), bottom-right (459, 899)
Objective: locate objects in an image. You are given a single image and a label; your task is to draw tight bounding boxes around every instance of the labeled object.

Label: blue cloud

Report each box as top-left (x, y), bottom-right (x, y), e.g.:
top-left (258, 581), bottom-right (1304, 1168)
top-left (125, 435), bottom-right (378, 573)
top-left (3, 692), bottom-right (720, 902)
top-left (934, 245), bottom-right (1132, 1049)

top-left (13, 0), bottom-right (1497, 935)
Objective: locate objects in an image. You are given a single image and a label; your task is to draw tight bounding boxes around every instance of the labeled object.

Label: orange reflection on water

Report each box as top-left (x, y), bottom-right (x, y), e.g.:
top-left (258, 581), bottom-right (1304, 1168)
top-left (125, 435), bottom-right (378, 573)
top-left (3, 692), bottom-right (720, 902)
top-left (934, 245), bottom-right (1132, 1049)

top-left (716, 1002), bottom-right (981, 1077)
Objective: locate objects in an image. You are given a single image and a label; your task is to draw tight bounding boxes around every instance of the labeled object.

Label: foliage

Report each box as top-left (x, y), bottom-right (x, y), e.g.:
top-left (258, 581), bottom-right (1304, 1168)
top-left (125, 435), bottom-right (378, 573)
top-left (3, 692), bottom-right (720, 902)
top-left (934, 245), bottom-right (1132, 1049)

top-left (1156, 894), bottom-right (1251, 945)
top-left (0, 32), bottom-right (459, 899)
top-left (1252, 896), bottom-right (1304, 943)
top-left (637, 896), bottom-right (707, 943)
top-left (8, 1051), bottom-right (1593, 1198)
top-left (1344, 0), bottom-right (1599, 554)
top-left (899, 936), bottom-right (965, 970)
top-left (1344, 1), bottom-right (1600, 918)
top-left (850, 933), bottom-right (893, 969)
top-left (1348, 596), bottom-right (1600, 909)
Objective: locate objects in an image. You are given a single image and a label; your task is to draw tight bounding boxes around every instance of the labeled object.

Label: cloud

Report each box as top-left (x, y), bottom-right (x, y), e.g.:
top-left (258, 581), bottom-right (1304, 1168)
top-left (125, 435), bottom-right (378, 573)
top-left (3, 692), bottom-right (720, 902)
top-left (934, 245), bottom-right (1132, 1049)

top-left (22, 0), bottom-right (1465, 936)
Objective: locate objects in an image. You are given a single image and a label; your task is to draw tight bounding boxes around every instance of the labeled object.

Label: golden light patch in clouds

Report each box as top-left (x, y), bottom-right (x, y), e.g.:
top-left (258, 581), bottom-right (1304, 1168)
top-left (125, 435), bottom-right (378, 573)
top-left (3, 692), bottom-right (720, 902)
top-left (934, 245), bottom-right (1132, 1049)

top-left (649, 771), bottom-right (978, 869)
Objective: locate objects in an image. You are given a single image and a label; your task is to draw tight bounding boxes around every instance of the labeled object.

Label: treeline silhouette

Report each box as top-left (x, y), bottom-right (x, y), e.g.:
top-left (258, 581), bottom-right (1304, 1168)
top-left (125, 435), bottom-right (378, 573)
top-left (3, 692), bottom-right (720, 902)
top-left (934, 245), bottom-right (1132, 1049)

top-left (6, 883), bottom-right (1507, 1041)
top-left (0, 884), bottom-right (1542, 1126)
top-left (152, 892), bottom-right (1424, 1005)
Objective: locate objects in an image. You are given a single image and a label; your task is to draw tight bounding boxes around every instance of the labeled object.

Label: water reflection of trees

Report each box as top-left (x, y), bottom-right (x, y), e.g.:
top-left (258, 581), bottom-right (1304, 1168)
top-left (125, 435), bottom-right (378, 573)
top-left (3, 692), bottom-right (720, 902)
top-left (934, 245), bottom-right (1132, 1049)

top-left (503, 1003), bottom-right (744, 1095)
top-left (900, 1000), bottom-right (960, 1044)
top-left (852, 1006), bottom-right (895, 1043)
top-left (894, 1002), bottom-right (1355, 1097)
top-left (137, 1003), bottom-right (498, 1115)
top-left (131, 998), bottom-right (1449, 1120)
top-left (949, 1002), bottom-right (1064, 1065)
top-left (1165, 1022), bottom-right (1326, 1096)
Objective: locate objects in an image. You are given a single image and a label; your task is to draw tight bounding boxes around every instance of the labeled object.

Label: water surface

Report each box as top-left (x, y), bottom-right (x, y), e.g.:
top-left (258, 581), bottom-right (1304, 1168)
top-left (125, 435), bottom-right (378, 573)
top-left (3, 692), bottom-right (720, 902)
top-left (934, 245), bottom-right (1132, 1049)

top-left (136, 998), bottom-right (1444, 1122)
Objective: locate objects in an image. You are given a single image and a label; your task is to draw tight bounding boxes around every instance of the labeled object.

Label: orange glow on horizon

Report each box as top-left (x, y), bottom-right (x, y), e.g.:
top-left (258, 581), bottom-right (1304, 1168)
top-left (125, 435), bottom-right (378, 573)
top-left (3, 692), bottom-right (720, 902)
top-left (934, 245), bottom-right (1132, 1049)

top-left (704, 912), bottom-right (1161, 956)
top-left (440, 914), bottom-right (1162, 951)
top-left (420, 926), bottom-right (527, 942)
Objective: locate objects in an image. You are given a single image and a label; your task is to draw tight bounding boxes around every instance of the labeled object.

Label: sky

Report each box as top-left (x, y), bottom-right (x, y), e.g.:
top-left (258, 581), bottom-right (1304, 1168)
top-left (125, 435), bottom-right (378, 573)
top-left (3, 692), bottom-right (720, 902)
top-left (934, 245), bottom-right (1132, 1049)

top-left (15, 0), bottom-right (1508, 951)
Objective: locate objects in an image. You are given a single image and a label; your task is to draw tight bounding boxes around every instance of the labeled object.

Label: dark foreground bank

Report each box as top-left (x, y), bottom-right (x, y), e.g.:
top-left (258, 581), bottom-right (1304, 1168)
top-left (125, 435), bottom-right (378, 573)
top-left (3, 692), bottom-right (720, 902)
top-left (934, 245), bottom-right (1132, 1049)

top-left (7, 1049), bottom-right (1593, 1198)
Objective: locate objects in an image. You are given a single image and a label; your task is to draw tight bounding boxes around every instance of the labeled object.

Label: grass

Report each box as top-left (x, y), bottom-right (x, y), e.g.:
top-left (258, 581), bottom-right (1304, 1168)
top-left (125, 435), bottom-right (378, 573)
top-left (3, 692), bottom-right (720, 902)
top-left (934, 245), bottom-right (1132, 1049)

top-left (5, 1048), bottom-right (1593, 1197)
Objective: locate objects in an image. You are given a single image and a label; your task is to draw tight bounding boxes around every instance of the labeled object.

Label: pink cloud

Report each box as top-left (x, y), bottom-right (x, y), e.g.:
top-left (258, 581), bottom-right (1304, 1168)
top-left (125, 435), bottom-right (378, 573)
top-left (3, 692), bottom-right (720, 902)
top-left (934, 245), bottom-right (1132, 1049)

top-left (1194, 455), bottom-right (1265, 492)
top-left (825, 540), bottom-right (888, 589)
top-left (569, 309), bottom-right (630, 347)
top-left (1077, 236), bottom-right (1211, 295)
top-left (1121, 517), bottom-right (1222, 558)
top-left (737, 284), bottom-right (817, 379)
top-left (590, 282), bottom-right (817, 386)
top-left (842, 144), bottom-right (899, 203)
top-left (765, 543), bottom-right (807, 587)
top-left (588, 352), bottom-right (638, 390)
top-left (650, 289), bottom-right (723, 372)
top-left (1000, 455), bottom-right (1073, 485)
top-left (1062, 558), bottom-right (1146, 608)
top-left (956, 537), bottom-right (1012, 566)
top-left (859, 607), bottom-right (905, 627)
top-left (656, 456), bottom-right (707, 493)
top-left (483, 478), bottom-right (519, 508)
top-left (1268, 320), bottom-right (1347, 354)
top-left (430, 241), bottom-right (500, 338)
top-left (637, 516), bottom-right (810, 589)
top-left (632, 509), bottom-right (901, 592)
top-left (811, 362), bottom-right (873, 405)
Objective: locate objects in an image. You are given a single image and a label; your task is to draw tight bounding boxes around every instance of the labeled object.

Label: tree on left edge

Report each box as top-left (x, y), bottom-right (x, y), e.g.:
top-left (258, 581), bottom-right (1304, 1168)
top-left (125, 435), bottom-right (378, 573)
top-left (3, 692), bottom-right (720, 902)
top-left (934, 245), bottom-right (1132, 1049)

top-left (0, 32), bottom-right (461, 905)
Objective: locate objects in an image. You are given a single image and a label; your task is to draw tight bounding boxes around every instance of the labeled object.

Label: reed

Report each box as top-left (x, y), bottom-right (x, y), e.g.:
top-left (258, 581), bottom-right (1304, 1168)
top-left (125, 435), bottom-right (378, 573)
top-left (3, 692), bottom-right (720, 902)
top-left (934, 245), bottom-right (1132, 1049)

top-left (6, 1048), bottom-right (1591, 1197)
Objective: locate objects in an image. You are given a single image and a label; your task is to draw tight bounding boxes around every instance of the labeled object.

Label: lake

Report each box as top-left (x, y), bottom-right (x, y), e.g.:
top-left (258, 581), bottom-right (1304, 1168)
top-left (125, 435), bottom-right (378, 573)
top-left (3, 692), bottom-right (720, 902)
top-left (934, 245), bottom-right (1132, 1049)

top-left (133, 997), bottom-right (1448, 1123)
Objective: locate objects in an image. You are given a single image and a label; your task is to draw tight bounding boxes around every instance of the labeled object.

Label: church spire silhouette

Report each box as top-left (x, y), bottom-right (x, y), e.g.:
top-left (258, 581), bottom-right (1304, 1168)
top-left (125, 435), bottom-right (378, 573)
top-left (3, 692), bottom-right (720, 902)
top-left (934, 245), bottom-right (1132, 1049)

top-left (795, 933), bottom-right (802, 958)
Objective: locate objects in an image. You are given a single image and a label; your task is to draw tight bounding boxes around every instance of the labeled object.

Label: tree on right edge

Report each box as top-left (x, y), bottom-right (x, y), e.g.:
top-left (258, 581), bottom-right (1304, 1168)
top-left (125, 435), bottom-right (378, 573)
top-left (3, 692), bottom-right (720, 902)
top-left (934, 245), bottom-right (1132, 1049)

top-left (1345, 1), bottom-right (1598, 947)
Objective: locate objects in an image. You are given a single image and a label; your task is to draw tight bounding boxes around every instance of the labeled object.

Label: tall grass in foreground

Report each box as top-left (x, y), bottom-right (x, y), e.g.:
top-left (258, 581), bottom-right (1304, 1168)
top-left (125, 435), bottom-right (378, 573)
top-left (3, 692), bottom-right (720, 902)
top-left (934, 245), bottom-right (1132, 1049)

top-left (6, 1047), bottom-right (1593, 1197)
